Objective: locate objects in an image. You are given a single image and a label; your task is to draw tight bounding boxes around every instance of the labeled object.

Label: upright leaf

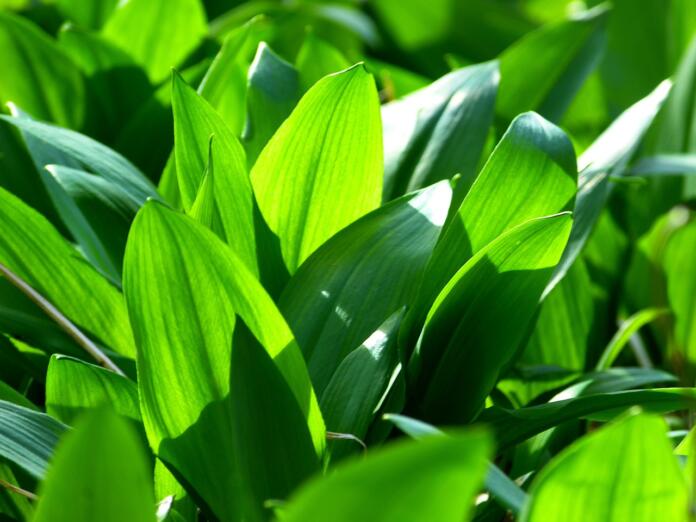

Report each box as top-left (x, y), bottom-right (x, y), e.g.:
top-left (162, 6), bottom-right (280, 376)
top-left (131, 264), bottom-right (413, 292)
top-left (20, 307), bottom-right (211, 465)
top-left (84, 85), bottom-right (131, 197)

top-left (296, 32), bottom-right (351, 93)
top-left (283, 429), bottom-right (491, 522)
top-left (521, 414), bottom-right (688, 522)
top-left (279, 182), bottom-right (452, 394)
top-left (251, 64), bottom-right (383, 273)
top-left (0, 187), bottom-right (135, 356)
top-left (171, 73), bottom-right (258, 275)
top-left (33, 408), bottom-right (155, 522)
top-left (124, 202), bottom-right (323, 521)
top-left (381, 62), bottom-right (498, 199)
top-left (402, 112), bottom-right (577, 351)
top-left (56, 0), bottom-right (118, 29)
top-left (497, 5), bottom-right (608, 123)
top-left (410, 214), bottom-right (572, 423)
top-left (546, 80), bottom-right (671, 294)
top-left (243, 43), bottom-right (299, 166)
top-left (0, 11), bottom-right (85, 128)
top-left (46, 355), bottom-right (140, 424)
top-left (102, 0), bottom-right (207, 82)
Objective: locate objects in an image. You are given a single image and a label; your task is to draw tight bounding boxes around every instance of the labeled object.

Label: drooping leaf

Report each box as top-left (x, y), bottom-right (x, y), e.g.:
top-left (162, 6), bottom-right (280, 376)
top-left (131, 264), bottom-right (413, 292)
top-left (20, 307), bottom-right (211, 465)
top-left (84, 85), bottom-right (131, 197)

top-left (521, 414), bottom-right (688, 522)
top-left (381, 61), bottom-right (498, 200)
top-left (480, 388), bottom-right (696, 450)
top-left (410, 213), bottom-right (573, 423)
top-left (123, 201), bottom-right (323, 521)
top-left (401, 112), bottom-right (577, 349)
top-left (46, 354), bottom-right (140, 425)
top-left (282, 429), bottom-right (491, 522)
top-left (0, 399), bottom-right (67, 479)
top-left (0, 11), bottom-right (85, 128)
top-left (251, 63), bottom-right (383, 273)
top-left (33, 408), bottom-right (155, 522)
top-left (279, 181), bottom-right (452, 394)
top-left (497, 5), bottom-right (608, 123)
top-left (171, 72), bottom-right (258, 275)
top-left (550, 368), bottom-right (677, 402)
top-left (102, 0), bottom-right (207, 83)
top-left (0, 187), bottom-right (136, 357)
top-left (243, 43), bottom-right (299, 166)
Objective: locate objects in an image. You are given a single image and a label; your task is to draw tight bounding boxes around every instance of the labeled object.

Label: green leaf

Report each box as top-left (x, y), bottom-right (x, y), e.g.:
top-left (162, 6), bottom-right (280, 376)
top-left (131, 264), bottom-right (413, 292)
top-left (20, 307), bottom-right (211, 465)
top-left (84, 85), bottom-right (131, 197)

top-left (0, 187), bottom-right (136, 357)
top-left (551, 368), bottom-right (677, 402)
top-left (631, 154), bottom-right (696, 176)
top-left (296, 31), bottom-right (351, 93)
top-left (480, 388), bottom-right (696, 450)
top-left (0, 380), bottom-right (37, 410)
top-left (0, 399), bottom-right (67, 479)
top-left (664, 220), bottom-right (696, 368)
top-left (0, 112), bottom-right (158, 211)
top-left (381, 61), bottom-right (498, 199)
top-left (320, 309), bottom-right (404, 459)
top-left (33, 408), bottom-right (155, 522)
top-left (596, 308), bottom-right (670, 370)
top-left (502, 258), bottom-right (594, 404)
top-left (521, 413), bottom-right (688, 522)
top-left (102, 0), bottom-right (207, 83)
top-left (386, 414), bottom-right (528, 516)
top-left (46, 354), bottom-right (140, 425)
top-left (251, 63), bottom-right (383, 273)
top-left (546, 79), bottom-right (672, 295)
top-left (282, 429), bottom-right (492, 522)
top-left (57, 25), bottom-right (153, 142)
top-left (410, 213), bottom-right (573, 423)
top-left (497, 5), bottom-right (608, 123)
top-left (402, 112), bottom-right (577, 350)
top-left (56, 0), bottom-right (118, 29)
top-left (171, 72), bottom-right (258, 275)
top-left (279, 181), bottom-right (452, 394)
top-left (243, 43), bottom-right (299, 167)
top-left (0, 11), bottom-right (85, 128)
top-left (123, 202), bottom-right (323, 521)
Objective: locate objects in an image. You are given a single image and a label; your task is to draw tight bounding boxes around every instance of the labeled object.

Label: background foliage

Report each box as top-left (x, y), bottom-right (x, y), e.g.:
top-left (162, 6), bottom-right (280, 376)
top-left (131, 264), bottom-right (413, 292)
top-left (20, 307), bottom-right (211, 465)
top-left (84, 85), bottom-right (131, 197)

top-left (0, 0), bottom-right (695, 520)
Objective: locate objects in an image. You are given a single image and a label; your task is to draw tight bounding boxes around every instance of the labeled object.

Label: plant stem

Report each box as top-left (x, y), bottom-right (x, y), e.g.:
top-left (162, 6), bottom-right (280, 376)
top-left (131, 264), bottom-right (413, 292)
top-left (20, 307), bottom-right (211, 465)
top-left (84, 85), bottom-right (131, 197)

top-left (0, 262), bottom-right (126, 377)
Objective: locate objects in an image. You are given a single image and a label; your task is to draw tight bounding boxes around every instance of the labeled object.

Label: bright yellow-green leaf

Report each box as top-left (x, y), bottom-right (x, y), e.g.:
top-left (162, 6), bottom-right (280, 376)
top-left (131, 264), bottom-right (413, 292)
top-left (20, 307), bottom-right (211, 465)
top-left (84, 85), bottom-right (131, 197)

top-left (251, 64), bottom-right (383, 273)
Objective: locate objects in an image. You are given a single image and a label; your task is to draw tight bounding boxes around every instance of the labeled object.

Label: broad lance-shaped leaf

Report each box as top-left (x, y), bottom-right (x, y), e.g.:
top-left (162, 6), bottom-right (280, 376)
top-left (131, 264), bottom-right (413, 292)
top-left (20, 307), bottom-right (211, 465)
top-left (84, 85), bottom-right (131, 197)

top-left (480, 388), bottom-right (696, 450)
top-left (320, 309), bottom-right (404, 460)
top-left (123, 202), bottom-right (323, 521)
top-left (101, 0), bottom-right (207, 83)
top-left (497, 5), bottom-right (608, 123)
top-left (409, 213), bottom-right (573, 423)
top-left (243, 43), bottom-right (299, 167)
top-left (171, 73), bottom-right (258, 276)
top-left (0, 11), bottom-right (85, 128)
top-left (282, 429), bottom-right (491, 522)
top-left (401, 112), bottom-right (576, 353)
top-left (33, 408), bottom-right (155, 522)
top-left (521, 414), bottom-right (688, 522)
top-left (545, 79), bottom-right (671, 295)
top-left (279, 181), bottom-right (452, 394)
top-left (381, 61), bottom-right (498, 200)
top-left (0, 399), bottom-right (67, 479)
top-left (0, 187), bottom-right (136, 357)
top-left (251, 63), bottom-right (383, 273)
top-left (46, 355), bottom-right (140, 425)
top-left (664, 220), bottom-right (696, 368)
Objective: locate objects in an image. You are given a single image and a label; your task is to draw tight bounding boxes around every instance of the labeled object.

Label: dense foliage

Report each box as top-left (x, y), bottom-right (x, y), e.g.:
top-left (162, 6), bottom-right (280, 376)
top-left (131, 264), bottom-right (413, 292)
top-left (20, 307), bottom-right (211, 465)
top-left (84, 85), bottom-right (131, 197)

top-left (0, 0), bottom-right (696, 520)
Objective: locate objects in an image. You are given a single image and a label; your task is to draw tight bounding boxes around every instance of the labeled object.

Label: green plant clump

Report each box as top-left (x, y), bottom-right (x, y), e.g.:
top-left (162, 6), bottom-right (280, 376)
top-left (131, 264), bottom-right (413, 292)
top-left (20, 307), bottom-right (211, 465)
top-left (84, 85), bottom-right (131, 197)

top-left (1, 0), bottom-right (696, 521)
